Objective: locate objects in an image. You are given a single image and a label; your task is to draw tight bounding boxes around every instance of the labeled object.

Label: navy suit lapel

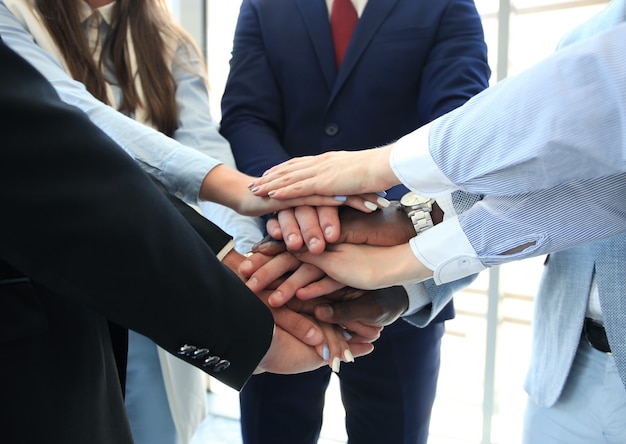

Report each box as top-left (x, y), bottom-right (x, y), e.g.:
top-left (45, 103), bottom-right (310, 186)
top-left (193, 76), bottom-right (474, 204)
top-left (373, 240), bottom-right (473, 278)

top-left (296, 0), bottom-right (337, 90)
top-left (329, 0), bottom-right (400, 103)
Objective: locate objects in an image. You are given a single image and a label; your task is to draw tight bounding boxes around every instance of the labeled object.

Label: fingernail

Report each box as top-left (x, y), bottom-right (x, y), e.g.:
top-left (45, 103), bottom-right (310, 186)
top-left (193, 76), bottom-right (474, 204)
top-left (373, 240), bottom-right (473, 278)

top-left (305, 328), bottom-right (316, 339)
top-left (343, 350), bottom-right (354, 363)
top-left (250, 186), bottom-right (260, 194)
top-left (323, 346), bottom-right (330, 361)
top-left (376, 191), bottom-right (387, 197)
top-left (364, 201), bottom-right (378, 211)
top-left (318, 304), bottom-right (333, 318)
top-left (332, 357), bottom-right (341, 373)
top-left (324, 226), bottom-right (334, 238)
top-left (287, 233), bottom-right (299, 245)
top-left (342, 330), bottom-right (352, 340)
top-left (269, 290), bottom-right (283, 305)
top-left (308, 237), bottom-right (320, 250)
top-left (377, 197), bottom-right (391, 208)
top-left (246, 276), bottom-right (258, 290)
top-left (247, 181), bottom-right (255, 189)
top-left (268, 190), bottom-right (276, 197)
top-left (334, 195), bottom-right (347, 202)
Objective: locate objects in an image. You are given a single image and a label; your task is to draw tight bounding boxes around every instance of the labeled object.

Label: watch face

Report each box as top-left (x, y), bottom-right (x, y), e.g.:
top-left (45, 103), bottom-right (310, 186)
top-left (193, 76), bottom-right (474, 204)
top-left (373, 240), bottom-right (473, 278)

top-left (401, 192), bottom-right (430, 207)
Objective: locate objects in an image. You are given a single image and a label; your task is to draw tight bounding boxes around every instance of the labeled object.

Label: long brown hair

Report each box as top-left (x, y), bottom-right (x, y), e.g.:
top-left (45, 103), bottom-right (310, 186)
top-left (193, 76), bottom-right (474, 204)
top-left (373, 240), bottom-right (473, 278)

top-left (35, 0), bottom-right (204, 136)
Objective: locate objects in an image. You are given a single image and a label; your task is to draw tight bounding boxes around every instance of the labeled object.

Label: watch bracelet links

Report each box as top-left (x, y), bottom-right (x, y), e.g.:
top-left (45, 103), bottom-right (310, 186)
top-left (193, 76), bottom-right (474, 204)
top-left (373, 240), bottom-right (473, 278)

top-left (407, 208), bottom-right (434, 234)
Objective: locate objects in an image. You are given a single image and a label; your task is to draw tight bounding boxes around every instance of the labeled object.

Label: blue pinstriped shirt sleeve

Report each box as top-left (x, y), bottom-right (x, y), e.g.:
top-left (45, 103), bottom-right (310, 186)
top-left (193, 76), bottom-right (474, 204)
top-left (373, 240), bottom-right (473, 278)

top-left (391, 22), bottom-right (626, 284)
top-left (427, 23), bottom-right (626, 195)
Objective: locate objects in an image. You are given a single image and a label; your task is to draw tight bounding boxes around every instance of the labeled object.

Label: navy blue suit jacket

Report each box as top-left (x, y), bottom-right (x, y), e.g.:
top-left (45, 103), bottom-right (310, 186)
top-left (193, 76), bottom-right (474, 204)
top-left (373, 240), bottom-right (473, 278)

top-left (221, 0), bottom-right (491, 322)
top-left (221, 0), bottom-right (490, 190)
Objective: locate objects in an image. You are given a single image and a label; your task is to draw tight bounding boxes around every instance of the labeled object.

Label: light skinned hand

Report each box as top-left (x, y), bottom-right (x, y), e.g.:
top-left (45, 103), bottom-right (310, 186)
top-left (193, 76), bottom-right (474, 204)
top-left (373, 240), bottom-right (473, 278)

top-left (267, 206), bottom-right (341, 253)
top-left (246, 204), bottom-right (418, 301)
top-left (223, 249), bottom-right (327, 348)
top-left (247, 147), bottom-right (400, 201)
top-left (255, 326), bottom-right (374, 375)
top-left (255, 290), bottom-right (356, 365)
top-left (241, 247), bottom-right (344, 308)
top-left (295, 243), bottom-right (434, 290)
top-left (200, 164), bottom-right (389, 217)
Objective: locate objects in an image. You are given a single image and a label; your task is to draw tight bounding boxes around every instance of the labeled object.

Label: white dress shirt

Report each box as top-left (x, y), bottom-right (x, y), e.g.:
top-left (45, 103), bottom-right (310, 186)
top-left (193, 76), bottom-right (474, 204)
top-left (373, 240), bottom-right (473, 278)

top-left (325, 0), bottom-right (368, 17)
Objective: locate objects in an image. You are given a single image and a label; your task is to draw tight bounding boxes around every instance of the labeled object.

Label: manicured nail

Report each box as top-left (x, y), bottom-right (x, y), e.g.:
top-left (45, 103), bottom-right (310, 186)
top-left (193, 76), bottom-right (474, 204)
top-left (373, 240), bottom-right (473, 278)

top-left (247, 181), bottom-right (255, 189)
top-left (343, 350), bottom-right (354, 363)
top-left (332, 357), bottom-right (341, 373)
top-left (323, 346), bottom-right (330, 361)
top-left (377, 197), bottom-right (391, 208)
top-left (305, 328), bottom-right (316, 340)
top-left (342, 330), bottom-right (352, 340)
top-left (334, 195), bottom-right (347, 202)
top-left (268, 190), bottom-right (276, 197)
top-left (364, 201), bottom-right (378, 211)
top-left (250, 186), bottom-right (260, 194)
top-left (376, 191), bottom-right (387, 197)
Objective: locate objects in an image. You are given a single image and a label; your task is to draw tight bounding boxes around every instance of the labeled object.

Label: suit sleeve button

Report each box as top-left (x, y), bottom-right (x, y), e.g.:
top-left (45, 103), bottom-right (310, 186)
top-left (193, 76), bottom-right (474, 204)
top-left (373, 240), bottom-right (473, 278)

top-left (325, 123), bottom-right (339, 136)
top-left (214, 360), bottom-right (231, 372)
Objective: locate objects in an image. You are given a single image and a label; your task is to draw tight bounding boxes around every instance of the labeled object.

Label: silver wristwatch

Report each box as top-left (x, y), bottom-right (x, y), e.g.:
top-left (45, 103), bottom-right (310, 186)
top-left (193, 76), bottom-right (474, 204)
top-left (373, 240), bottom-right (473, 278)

top-left (400, 191), bottom-right (434, 235)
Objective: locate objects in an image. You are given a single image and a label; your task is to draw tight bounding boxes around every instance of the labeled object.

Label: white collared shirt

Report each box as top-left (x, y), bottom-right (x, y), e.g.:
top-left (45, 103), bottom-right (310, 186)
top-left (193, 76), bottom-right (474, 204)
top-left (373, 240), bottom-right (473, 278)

top-left (325, 0), bottom-right (368, 18)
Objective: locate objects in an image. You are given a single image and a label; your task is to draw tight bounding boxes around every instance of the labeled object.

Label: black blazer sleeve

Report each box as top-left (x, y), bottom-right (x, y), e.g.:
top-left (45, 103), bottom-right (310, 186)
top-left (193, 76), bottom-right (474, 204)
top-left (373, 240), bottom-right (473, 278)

top-left (149, 176), bottom-right (233, 255)
top-left (0, 39), bottom-right (273, 390)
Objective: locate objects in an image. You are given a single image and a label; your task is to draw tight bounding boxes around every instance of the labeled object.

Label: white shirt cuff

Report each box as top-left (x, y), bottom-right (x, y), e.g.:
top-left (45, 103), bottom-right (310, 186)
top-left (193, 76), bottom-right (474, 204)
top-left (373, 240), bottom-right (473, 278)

top-left (216, 239), bottom-right (236, 262)
top-left (409, 216), bottom-right (486, 284)
top-left (390, 122), bottom-right (458, 197)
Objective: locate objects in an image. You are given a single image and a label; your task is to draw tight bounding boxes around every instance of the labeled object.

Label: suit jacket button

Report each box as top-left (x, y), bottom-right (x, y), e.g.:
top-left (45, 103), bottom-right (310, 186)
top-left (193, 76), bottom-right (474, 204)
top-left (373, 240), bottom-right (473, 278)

top-left (214, 360), bottom-right (231, 372)
top-left (325, 123), bottom-right (339, 136)
top-left (177, 344), bottom-right (197, 356)
top-left (203, 356), bottom-right (220, 367)
top-left (193, 348), bottom-right (210, 359)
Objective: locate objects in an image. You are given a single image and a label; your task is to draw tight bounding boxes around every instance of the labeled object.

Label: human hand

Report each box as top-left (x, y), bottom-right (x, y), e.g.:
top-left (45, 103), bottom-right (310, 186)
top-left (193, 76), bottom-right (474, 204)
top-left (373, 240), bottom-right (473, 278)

top-left (313, 286), bottom-right (409, 329)
top-left (255, 290), bottom-right (359, 372)
top-left (286, 288), bottom-right (384, 343)
top-left (223, 249), bottom-right (330, 348)
top-left (200, 165), bottom-right (388, 217)
top-left (244, 204), bottom-right (419, 302)
top-left (247, 147), bottom-right (399, 201)
top-left (254, 325), bottom-right (374, 375)
top-left (264, 203), bottom-right (415, 255)
top-left (241, 248), bottom-right (344, 307)
top-left (265, 206), bottom-right (342, 253)
top-left (295, 243), bottom-right (433, 290)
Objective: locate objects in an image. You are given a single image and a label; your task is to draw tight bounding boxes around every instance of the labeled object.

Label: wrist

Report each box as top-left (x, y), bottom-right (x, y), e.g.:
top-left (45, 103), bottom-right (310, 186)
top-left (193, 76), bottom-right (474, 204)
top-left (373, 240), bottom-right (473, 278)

top-left (221, 248), bottom-right (246, 280)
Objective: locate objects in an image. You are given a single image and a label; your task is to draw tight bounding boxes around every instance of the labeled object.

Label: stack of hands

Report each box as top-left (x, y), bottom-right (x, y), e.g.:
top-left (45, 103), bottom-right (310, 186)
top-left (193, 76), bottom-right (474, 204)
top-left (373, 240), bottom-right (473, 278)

top-left (235, 203), bottom-right (418, 376)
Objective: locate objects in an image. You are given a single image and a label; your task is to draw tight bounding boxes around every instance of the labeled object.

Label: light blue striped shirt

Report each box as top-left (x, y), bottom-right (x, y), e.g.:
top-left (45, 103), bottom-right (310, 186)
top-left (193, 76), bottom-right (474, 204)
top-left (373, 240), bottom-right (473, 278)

top-left (391, 22), bottom-right (626, 284)
top-left (0, 1), bottom-right (217, 203)
top-left (0, 1), bottom-right (264, 250)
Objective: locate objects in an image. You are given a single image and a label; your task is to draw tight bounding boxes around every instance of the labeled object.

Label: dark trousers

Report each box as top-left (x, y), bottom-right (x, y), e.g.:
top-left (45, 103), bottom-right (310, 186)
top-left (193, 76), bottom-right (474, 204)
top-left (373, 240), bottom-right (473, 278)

top-left (240, 318), bottom-right (445, 444)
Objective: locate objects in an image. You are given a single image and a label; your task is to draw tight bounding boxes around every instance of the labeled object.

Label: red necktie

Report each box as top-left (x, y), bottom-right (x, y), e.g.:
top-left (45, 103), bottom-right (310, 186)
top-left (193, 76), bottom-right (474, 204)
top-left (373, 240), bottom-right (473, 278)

top-left (331, 0), bottom-right (358, 68)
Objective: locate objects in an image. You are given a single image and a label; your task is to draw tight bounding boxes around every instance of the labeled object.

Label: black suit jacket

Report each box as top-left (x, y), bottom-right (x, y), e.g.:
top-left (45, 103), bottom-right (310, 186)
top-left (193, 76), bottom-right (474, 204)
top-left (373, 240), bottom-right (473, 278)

top-left (0, 38), bottom-right (274, 443)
